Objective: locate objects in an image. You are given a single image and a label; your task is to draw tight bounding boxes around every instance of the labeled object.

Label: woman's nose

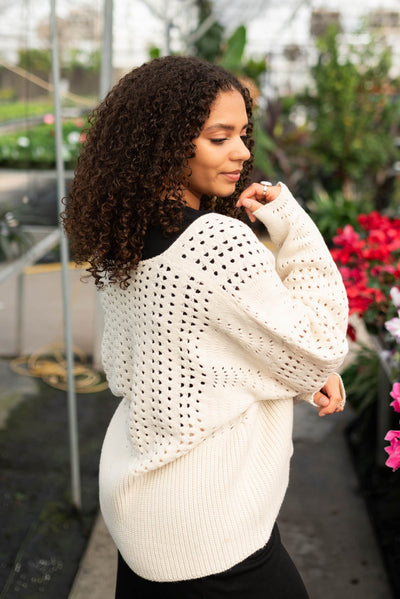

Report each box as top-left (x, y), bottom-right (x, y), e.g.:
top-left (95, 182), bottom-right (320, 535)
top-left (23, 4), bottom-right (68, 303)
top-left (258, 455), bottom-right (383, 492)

top-left (231, 137), bottom-right (251, 162)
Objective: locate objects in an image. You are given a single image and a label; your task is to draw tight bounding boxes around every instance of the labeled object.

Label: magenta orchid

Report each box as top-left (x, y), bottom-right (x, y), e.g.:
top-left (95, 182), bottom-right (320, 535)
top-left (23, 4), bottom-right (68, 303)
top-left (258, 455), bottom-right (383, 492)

top-left (384, 288), bottom-right (400, 471)
top-left (384, 431), bottom-right (400, 471)
top-left (390, 382), bottom-right (400, 413)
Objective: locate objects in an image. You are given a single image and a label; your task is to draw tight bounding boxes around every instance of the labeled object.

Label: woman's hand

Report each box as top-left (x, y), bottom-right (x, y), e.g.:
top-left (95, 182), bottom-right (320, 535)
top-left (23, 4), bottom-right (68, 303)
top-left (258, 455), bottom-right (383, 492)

top-left (236, 182), bottom-right (281, 222)
top-left (313, 374), bottom-right (345, 417)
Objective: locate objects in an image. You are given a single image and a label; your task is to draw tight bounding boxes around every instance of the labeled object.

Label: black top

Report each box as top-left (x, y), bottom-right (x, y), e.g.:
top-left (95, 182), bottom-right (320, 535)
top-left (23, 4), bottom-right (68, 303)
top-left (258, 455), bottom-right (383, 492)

top-left (141, 206), bottom-right (208, 261)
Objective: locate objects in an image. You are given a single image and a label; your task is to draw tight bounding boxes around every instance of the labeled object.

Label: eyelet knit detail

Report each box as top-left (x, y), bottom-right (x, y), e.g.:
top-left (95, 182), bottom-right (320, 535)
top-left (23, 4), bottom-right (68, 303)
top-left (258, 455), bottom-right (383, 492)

top-left (99, 183), bottom-right (348, 581)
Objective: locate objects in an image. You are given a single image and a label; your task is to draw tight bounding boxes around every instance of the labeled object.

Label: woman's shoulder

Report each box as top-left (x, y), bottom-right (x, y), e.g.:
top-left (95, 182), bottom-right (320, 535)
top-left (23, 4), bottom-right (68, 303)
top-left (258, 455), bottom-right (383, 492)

top-left (181, 211), bottom-right (259, 244)
top-left (138, 211), bottom-right (262, 267)
top-left (161, 212), bottom-right (273, 286)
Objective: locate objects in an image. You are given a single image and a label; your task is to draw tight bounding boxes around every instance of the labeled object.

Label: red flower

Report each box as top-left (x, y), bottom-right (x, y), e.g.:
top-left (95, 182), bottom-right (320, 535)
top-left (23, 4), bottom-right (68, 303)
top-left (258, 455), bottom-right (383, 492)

top-left (347, 323), bottom-right (357, 341)
top-left (331, 211), bottom-right (400, 329)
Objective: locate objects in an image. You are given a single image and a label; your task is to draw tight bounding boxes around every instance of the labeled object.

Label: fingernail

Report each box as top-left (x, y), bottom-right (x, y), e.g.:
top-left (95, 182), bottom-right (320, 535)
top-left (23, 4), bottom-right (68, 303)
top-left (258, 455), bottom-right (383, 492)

top-left (242, 199), bottom-right (252, 208)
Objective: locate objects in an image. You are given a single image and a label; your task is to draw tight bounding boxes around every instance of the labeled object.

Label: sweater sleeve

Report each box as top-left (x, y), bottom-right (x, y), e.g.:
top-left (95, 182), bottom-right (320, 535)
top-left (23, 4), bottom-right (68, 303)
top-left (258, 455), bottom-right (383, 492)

top-left (242, 184), bottom-right (348, 395)
top-left (177, 183), bottom-right (349, 400)
top-left (249, 183), bottom-right (349, 398)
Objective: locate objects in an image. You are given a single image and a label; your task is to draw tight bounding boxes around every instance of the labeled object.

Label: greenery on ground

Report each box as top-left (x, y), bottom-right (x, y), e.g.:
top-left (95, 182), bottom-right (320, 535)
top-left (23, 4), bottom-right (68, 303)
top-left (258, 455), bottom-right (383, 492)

top-left (0, 117), bottom-right (87, 169)
top-left (0, 99), bottom-right (55, 122)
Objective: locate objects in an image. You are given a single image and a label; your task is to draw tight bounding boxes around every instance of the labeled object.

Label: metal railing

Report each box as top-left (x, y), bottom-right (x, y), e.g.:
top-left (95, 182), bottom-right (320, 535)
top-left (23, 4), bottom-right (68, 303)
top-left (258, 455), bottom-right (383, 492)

top-left (0, 228), bottom-right (61, 356)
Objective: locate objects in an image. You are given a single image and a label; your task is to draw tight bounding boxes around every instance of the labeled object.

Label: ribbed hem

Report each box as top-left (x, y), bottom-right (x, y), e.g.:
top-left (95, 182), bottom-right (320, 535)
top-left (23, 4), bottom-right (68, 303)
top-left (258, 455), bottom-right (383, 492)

top-left (100, 400), bottom-right (294, 582)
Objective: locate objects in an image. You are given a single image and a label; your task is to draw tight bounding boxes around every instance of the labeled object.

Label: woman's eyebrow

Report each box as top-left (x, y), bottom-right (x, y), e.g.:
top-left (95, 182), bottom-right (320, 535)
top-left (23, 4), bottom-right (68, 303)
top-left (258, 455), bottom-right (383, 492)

top-left (205, 123), bottom-right (248, 132)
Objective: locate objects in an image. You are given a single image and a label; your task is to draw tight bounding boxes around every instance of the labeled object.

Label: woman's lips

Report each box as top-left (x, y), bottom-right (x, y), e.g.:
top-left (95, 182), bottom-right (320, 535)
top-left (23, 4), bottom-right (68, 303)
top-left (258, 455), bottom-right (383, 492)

top-left (222, 171), bottom-right (241, 182)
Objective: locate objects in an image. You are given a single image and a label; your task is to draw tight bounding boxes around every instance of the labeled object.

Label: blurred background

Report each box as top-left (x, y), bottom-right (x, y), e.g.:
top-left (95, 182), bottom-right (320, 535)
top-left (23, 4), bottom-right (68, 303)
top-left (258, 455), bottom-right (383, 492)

top-left (1, 1), bottom-right (400, 598)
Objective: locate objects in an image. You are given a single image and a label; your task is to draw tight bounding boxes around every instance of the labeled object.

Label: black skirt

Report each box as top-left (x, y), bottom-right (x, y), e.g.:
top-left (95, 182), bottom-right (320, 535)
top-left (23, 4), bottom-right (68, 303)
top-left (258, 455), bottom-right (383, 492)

top-left (115, 523), bottom-right (310, 598)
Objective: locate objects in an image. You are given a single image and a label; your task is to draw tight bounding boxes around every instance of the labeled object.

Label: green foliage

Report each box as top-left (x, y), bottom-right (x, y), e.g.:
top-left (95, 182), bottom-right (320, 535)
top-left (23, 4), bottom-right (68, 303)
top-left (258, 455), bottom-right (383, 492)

top-left (218, 26), bottom-right (266, 85)
top-left (252, 95), bottom-right (313, 189)
top-left (0, 118), bottom-right (86, 169)
top-left (191, 7), bottom-right (270, 177)
top-left (18, 48), bottom-right (52, 72)
top-left (216, 25), bottom-right (266, 86)
top-left (241, 57), bottom-right (268, 85)
top-left (302, 25), bottom-right (400, 195)
top-left (192, 0), bottom-right (224, 63)
top-left (18, 46), bottom-right (100, 75)
top-left (63, 49), bottom-right (101, 73)
top-left (308, 187), bottom-right (372, 245)
top-left (148, 46), bottom-right (161, 60)
top-left (0, 207), bottom-right (33, 262)
top-left (252, 113), bottom-right (275, 175)
top-left (341, 343), bottom-right (380, 413)
top-left (192, 2), bottom-right (267, 86)
top-left (0, 88), bottom-right (17, 103)
top-left (0, 99), bottom-right (54, 122)
top-left (219, 25), bottom-right (247, 72)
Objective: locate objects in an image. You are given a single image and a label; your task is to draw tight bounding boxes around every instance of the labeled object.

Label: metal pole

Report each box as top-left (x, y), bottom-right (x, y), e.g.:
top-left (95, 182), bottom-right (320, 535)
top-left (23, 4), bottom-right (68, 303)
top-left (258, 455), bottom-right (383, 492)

top-left (93, 0), bottom-right (114, 371)
top-left (16, 273), bottom-right (24, 356)
top-left (163, 0), bottom-right (171, 56)
top-left (50, 0), bottom-right (81, 510)
top-left (100, 0), bottom-right (114, 99)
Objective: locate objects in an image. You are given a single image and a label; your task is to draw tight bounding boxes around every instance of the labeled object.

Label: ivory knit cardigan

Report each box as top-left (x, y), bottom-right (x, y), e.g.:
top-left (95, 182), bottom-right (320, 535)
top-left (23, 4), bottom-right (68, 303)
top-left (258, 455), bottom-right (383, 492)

top-left (99, 183), bottom-right (349, 582)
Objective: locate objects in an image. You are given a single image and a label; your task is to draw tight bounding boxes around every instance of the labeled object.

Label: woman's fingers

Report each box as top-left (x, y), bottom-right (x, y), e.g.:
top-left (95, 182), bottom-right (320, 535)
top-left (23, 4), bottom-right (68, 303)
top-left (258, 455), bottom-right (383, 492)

top-left (314, 382), bottom-right (345, 417)
top-left (236, 182), bottom-right (281, 222)
top-left (313, 391), bottom-right (329, 408)
top-left (316, 393), bottom-right (345, 417)
top-left (317, 373), bottom-right (345, 416)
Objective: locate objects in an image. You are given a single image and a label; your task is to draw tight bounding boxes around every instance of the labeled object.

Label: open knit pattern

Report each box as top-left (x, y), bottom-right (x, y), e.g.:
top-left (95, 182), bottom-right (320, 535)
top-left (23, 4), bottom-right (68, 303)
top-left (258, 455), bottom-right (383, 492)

top-left (99, 184), bottom-right (349, 581)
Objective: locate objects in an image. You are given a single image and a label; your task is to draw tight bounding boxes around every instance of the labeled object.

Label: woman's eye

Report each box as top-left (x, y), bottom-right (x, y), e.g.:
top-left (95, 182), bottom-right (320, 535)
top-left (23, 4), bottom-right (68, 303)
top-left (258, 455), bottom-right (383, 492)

top-left (210, 138), bottom-right (227, 145)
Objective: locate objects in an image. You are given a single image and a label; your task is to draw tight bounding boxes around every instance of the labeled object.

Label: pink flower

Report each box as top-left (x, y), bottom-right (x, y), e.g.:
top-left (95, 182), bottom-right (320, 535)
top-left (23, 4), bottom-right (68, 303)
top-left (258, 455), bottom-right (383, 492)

top-left (390, 383), bottom-right (400, 412)
top-left (384, 430), bottom-right (400, 471)
top-left (385, 317), bottom-right (400, 342)
top-left (43, 113), bottom-right (55, 125)
top-left (390, 287), bottom-right (400, 309)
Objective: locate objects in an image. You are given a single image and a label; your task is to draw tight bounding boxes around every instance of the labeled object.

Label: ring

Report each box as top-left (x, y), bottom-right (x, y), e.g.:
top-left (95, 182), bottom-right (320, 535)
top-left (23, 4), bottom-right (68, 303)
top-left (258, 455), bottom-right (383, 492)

top-left (337, 398), bottom-right (346, 411)
top-left (260, 180), bottom-right (272, 196)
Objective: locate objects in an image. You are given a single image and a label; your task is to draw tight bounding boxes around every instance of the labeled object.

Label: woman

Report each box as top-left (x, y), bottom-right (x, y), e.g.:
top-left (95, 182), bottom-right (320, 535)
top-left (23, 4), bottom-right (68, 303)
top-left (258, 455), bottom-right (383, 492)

top-left (64, 56), bottom-right (348, 598)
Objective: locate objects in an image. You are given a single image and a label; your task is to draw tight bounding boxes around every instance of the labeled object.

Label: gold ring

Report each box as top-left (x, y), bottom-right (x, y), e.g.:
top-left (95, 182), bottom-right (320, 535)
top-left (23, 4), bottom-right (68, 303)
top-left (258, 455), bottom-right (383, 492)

top-left (337, 398), bottom-right (346, 411)
top-left (260, 180), bottom-right (272, 196)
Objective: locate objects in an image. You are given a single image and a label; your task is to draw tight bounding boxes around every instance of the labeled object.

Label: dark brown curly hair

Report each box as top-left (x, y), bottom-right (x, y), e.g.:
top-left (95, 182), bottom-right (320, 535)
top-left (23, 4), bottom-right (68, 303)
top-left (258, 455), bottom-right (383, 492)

top-left (63, 55), bottom-right (254, 288)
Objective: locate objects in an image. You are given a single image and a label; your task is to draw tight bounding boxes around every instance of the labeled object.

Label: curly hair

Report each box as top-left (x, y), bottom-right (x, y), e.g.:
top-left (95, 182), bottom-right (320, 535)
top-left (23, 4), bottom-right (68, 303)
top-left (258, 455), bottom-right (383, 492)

top-left (63, 55), bottom-right (254, 288)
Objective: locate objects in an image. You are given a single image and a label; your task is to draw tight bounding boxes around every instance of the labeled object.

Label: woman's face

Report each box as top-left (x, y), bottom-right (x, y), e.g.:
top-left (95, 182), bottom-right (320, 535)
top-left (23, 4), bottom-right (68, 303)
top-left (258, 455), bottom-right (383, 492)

top-left (183, 90), bottom-right (251, 209)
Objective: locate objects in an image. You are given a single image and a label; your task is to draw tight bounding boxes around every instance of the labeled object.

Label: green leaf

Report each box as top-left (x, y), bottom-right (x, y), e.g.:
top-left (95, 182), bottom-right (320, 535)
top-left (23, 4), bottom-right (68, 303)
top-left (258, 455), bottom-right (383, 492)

top-left (220, 25), bottom-right (246, 72)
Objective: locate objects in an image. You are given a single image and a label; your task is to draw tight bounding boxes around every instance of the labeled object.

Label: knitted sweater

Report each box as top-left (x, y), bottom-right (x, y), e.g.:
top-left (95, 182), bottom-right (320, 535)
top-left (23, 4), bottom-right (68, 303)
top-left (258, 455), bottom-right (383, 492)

top-left (99, 183), bottom-right (348, 582)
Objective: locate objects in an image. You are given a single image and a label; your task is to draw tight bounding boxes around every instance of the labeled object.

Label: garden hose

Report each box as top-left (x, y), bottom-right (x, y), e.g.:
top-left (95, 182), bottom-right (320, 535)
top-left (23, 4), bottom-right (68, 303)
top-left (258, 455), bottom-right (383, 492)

top-left (8, 261), bottom-right (109, 393)
top-left (10, 342), bottom-right (109, 393)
